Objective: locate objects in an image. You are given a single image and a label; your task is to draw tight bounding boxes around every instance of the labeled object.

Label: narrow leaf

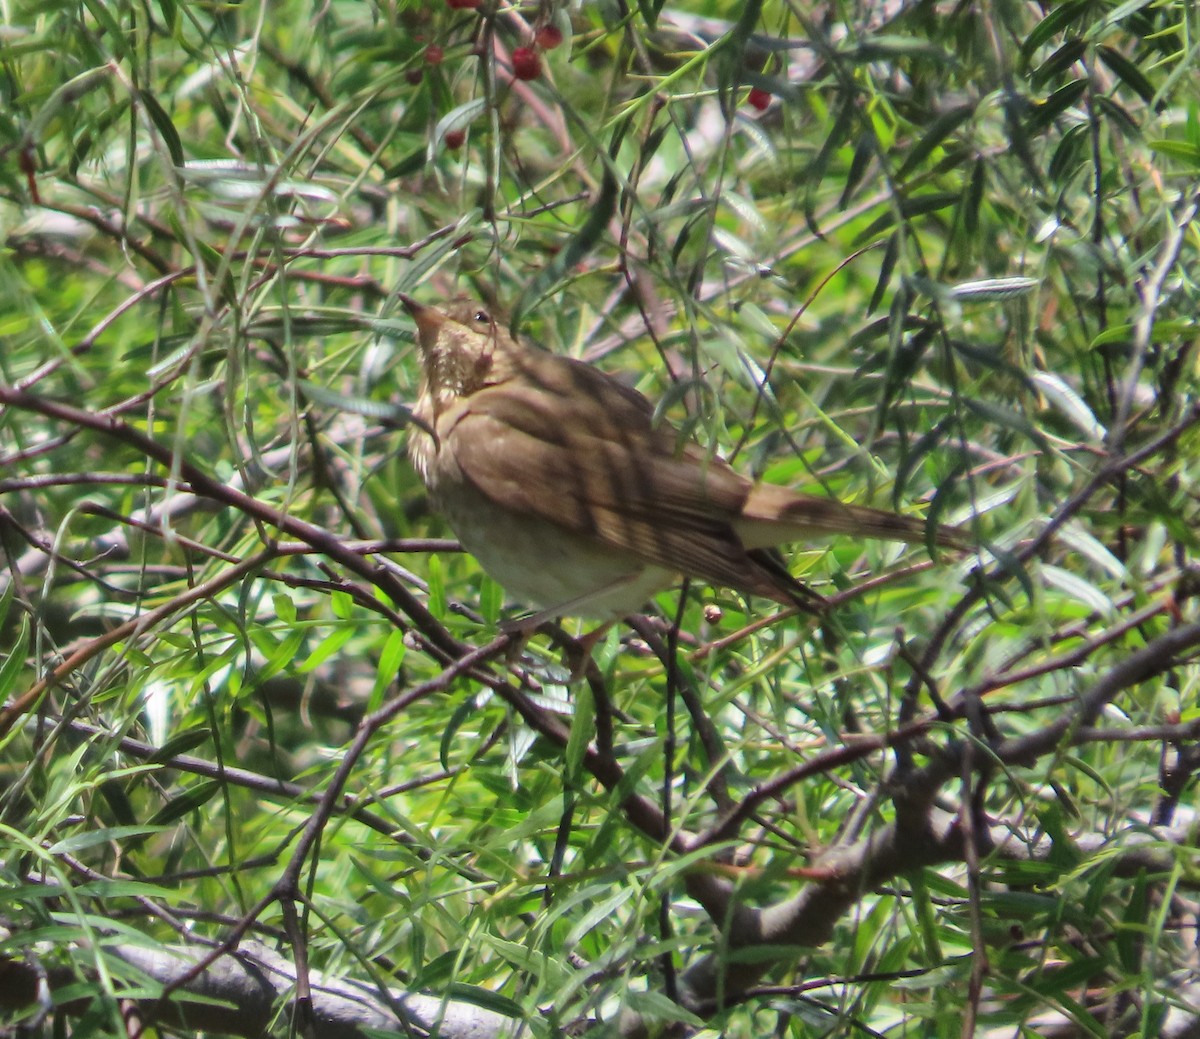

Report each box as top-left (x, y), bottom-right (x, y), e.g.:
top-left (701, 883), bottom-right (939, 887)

top-left (897, 103), bottom-right (975, 180)
top-left (1097, 45), bottom-right (1157, 106)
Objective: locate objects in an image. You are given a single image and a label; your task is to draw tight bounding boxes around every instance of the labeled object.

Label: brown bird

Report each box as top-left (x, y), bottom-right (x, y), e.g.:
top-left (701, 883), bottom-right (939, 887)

top-left (401, 294), bottom-right (966, 622)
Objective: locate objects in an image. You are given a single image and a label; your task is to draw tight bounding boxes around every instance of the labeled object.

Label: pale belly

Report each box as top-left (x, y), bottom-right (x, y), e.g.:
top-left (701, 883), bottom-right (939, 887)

top-left (436, 483), bottom-right (673, 619)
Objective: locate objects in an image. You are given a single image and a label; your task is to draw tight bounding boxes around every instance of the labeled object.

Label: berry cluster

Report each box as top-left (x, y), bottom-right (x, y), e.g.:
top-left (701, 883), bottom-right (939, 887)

top-left (511, 24), bottom-right (563, 80)
top-left (422, 4), bottom-right (570, 149)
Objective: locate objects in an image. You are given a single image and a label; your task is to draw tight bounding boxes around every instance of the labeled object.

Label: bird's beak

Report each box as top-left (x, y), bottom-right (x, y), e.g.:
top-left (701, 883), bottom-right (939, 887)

top-left (398, 293), bottom-right (445, 350)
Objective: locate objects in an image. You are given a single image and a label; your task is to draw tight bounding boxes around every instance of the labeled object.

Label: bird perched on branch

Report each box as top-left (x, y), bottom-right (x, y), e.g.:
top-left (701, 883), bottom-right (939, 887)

top-left (400, 294), bottom-right (966, 623)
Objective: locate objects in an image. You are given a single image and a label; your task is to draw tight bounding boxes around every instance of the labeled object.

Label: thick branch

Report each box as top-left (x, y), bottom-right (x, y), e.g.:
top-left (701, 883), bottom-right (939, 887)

top-left (0, 941), bottom-right (518, 1039)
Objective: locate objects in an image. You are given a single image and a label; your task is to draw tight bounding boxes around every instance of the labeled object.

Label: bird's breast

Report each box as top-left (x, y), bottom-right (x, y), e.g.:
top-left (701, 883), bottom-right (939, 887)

top-left (417, 439), bottom-right (670, 618)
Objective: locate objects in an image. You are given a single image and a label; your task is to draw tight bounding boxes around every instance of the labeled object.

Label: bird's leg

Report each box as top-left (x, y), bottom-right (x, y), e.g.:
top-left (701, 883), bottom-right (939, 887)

top-left (495, 617), bottom-right (545, 691)
top-left (498, 571), bottom-right (656, 681)
top-left (565, 621), bottom-right (615, 683)
top-left (499, 612), bottom-right (613, 684)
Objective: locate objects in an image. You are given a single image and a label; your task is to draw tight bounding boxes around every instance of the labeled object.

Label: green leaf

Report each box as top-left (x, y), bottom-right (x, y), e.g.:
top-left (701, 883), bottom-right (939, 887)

top-left (300, 624), bottom-right (355, 674)
top-left (963, 159), bottom-right (985, 233)
top-left (432, 97), bottom-right (486, 144)
top-left (853, 192), bottom-right (959, 243)
top-left (1097, 95), bottom-right (1141, 138)
top-left (1027, 80), bottom-right (1088, 131)
top-left (0, 615), bottom-right (29, 700)
top-left (48, 826), bottom-right (167, 855)
top-left (139, 90), bottom-right (185, 167)
top-left (564, 679), bottom-right (593, 783)
top-left (427, 555), bottom-right (446, 619)
top-left (1042, 565), bottom-right (1115, 616)
top-left (1021, 0), bottom-right (1089, 64)
top-left (565, 887), bottom-right (634, 947)
top-left (150, 726), bottom-right (212, 761)
top-left (867, 233), bottom-right (899, 317)
top-left (625, 989), bottom-right (705, 1026)
top-left (155, 0), bottom-right (177, 32)
top-left (1148, 139), bottom-right (1200, 166)
top-left (847, 36), bottom-right (957, 66)
top-left (894, 415), bottom-right (952, 505)
top-left (0, 581), bottom-right (13, 631)
top-left (371, 628), bottom-right (407, 712)
top-left (1091, 319), bottom-right (1195, 348)
top-left (804, 98), bottom-right (854, 237)
top-left (947, 276), bottom-right (1040, 302)
top-left (384, 148), bottom-right (428, 179)
top-left (98, 780), bottom-right (139, 828)
top-left (897, 102), bottom-right (975, 180)
top-left (840, 133), bottom-right (874, 208)
top-left (1091, 0), bottom-right (1156, 35)
top-left (148, 781), bottom-right (221, 825)
top-left (1031, 38), bottom-right (1087, 89)
top-left (961, 396), bottom-right (1048, 447)
top-left (255, 627), bottom-right (306, 684)
top-left (1030, 371), bottom-right (1105, 439)
top-left (272, 593), bottom-right (296, 624)
top-left (443, 983), bottom-right (525, 1019)
top-left (440, 690), bottom-right (483, 771)
top-left (1048, 122), bottom-right (1090, 184)
top-left (1097, 45), bottom-right (1157, 106)
top-left (75, 877), bottom-right (177, 899)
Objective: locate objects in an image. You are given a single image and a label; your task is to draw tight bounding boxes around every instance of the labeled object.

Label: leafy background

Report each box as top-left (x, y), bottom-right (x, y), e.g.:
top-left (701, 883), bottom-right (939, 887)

top-left (2, 1), bottom-right (1199, 1037)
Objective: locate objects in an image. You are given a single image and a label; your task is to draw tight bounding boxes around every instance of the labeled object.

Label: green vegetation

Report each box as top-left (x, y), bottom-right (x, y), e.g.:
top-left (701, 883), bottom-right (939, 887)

top-left (2, 1), bottom-right (1199, 1036)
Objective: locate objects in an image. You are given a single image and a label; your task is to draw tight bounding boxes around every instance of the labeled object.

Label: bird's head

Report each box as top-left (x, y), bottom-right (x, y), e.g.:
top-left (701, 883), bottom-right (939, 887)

top-left (398, 295), bottom-right (520, 409)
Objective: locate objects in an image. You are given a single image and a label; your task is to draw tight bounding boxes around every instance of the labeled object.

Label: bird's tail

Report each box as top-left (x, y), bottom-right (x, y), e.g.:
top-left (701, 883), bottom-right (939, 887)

top-left (737, 484), bottom-right (969, 552)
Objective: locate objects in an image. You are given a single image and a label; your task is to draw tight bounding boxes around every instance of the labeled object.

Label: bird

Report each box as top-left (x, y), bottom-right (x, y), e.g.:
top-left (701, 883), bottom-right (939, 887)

top-left (399, 293), bottom-right (967, 624)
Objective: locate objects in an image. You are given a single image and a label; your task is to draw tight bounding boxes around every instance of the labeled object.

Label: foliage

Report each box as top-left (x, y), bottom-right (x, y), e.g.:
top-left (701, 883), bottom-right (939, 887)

top-left (2, 0), bottom-right (1199, 1036)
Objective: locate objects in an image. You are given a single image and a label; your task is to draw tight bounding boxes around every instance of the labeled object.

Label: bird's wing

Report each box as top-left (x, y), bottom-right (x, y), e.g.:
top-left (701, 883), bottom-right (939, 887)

top-left (442, 378), bottom-right (804, 602)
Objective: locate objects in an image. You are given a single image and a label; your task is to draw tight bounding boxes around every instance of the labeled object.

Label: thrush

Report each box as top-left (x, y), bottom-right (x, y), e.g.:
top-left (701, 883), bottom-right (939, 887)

top-left (400, 294), bottom-right (966, 622)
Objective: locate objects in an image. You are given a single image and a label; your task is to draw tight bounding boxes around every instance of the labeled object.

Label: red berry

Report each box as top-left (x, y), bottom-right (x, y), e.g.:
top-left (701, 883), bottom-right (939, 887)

top-left (511, 46), bottom-right (541, 80)
top-left (444, 129), bottom-right (466, 149)
top-left (534, 25), bottom-right (563, 50)
top-left (445, 0), bottom-right (479, 8)
top-left (405, 67), bottom-right (424, 85)
top-left (425, 44), bottom-right (444, 65)
top-left (747, 87), bottom-right (771, 112)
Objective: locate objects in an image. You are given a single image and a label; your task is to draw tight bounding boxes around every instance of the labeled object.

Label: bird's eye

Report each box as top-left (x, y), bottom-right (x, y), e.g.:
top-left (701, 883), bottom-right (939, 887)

top-left (473, 309), bottom-right (490, 325)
